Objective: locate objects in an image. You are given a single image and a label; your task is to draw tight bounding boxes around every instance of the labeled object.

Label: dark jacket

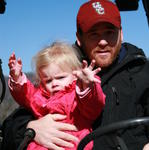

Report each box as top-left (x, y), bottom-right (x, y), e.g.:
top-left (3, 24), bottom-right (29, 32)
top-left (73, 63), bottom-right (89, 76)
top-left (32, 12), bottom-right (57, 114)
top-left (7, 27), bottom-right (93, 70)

top-left (1, 42), bottom-right (149, 150)
top-left (93, 43), bottom-right (149, 150)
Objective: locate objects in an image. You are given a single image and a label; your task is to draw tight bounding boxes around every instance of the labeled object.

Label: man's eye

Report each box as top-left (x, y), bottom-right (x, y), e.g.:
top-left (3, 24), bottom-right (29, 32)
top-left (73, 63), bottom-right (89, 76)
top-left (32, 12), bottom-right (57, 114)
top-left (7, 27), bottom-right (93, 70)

top-left (104, 30), bottom-right (113, 36)
top-left (88, 33), bottom-right (99, 40)
top-left (106, 29), bottom-right (117, 36)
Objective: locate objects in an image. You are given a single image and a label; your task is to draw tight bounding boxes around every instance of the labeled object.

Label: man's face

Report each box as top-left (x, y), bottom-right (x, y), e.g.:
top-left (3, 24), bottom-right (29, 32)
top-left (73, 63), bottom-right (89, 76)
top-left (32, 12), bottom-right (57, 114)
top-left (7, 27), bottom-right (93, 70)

top-left (77, 22), bottom-right (123, 69)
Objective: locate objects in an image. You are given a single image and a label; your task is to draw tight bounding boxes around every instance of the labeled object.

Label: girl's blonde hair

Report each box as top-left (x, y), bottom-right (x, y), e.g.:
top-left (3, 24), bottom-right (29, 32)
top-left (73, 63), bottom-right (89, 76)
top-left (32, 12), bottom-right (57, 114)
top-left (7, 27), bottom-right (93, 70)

top-left (32, 41), bottom-right (82, 83)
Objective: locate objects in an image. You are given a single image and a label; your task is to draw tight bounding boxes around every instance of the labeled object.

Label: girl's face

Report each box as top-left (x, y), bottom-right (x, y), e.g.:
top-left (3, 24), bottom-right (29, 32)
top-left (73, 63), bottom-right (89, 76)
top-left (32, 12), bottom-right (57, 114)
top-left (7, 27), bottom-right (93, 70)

top-left (39, 63), bottom-right (75, 96)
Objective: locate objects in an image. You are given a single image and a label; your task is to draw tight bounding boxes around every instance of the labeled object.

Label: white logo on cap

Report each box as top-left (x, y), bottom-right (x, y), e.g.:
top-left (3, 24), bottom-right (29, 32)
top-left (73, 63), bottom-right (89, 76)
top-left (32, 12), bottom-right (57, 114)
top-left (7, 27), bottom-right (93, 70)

top-left (92, 2), bottom-right (104, 15)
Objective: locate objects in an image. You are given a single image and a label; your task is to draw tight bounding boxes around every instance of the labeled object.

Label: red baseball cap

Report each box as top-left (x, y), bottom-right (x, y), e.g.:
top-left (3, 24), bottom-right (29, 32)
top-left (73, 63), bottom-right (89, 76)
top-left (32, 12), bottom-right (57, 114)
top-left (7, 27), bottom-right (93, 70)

top-left (77, 0), bottom-right (121, 33)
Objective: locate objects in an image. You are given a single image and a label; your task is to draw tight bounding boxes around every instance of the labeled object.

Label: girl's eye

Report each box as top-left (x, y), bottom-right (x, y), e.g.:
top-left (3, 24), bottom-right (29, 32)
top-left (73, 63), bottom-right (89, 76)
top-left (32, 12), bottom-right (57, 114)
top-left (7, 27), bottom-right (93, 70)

top-left (46, 79), bottom-right (52, 83)
top-left (57, 76), bottom-right (65, 80)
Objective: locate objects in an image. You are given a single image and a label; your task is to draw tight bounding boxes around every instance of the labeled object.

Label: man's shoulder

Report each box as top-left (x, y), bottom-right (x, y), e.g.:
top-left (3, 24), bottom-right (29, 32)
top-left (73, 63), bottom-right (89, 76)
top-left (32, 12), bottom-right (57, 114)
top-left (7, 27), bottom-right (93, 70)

top-left (122, 42), bottom-right (146, 57)
top-left (2, 107), bottom-right (33, 124)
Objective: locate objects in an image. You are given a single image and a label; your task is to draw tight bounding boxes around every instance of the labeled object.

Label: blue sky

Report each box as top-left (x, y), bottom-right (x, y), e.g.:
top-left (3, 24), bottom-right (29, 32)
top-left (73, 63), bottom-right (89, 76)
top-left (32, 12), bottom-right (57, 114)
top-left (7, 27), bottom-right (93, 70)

top-left (0, 0), bottom-right (149, 76)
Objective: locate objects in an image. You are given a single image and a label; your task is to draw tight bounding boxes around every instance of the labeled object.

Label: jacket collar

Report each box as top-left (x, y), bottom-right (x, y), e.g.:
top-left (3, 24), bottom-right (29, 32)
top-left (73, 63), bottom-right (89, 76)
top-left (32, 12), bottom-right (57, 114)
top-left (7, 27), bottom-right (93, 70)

top-left (100, 42), bottom-right (147, 86)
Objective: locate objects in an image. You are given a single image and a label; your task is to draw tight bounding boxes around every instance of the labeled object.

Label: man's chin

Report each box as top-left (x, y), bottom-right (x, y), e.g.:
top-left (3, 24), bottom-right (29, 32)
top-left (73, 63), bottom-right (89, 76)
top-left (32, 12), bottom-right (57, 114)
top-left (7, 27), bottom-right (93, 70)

top-left (95, 59), bottom-right (112, 68)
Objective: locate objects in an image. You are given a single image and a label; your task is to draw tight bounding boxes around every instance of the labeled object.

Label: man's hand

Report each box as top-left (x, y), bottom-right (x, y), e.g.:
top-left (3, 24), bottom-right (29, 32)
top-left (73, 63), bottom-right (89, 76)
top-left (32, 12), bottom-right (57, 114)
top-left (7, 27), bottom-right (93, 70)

top-left (27, 114), bottom-right (79, 150)
top-left (143, 143), bottom-right (149, 150)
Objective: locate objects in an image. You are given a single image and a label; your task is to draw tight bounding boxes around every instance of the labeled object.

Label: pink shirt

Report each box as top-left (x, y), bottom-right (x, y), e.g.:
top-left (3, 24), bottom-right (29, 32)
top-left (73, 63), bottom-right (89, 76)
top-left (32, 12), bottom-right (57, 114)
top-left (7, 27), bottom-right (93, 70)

top-left (9, 74), bottom-right (105, 150)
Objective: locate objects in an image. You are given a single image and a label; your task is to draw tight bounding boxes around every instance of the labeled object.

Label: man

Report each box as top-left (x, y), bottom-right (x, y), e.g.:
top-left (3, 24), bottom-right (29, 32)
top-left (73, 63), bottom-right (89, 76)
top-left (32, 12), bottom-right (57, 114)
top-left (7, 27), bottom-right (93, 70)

top-left (2, 0), bottom-right (149, 150)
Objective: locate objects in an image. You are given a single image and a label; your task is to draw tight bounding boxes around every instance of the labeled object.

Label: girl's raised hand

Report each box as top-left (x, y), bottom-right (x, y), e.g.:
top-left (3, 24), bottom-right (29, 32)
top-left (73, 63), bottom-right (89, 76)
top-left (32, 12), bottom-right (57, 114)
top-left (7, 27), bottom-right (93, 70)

top-left (73, 59), bottom-right (101, 90)
top-left (8, 52), bottom-right (22, 82)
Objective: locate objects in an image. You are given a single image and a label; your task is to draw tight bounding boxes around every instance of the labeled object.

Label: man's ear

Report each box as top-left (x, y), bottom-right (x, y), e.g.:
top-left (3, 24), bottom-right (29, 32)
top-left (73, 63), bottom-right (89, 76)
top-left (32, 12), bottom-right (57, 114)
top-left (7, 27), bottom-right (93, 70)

top-left (121, 29), bottom-right (123, 42)
top-left (76, 32), bottom-right (81, 47)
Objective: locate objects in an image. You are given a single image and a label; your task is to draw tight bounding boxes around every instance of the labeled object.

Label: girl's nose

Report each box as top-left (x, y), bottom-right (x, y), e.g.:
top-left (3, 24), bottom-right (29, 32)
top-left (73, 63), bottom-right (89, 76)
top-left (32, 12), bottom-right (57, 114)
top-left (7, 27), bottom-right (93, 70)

top-left (51, 79), bottom-right (57, 87)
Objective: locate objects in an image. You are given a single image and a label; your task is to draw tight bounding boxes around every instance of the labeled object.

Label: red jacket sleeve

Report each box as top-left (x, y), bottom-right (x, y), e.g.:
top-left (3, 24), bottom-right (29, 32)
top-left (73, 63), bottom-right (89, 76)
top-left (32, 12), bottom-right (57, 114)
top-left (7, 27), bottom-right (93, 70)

top-left (76, 76), bottom-right (105, 121)
top-left (8, 74), bottom-right (37, 109)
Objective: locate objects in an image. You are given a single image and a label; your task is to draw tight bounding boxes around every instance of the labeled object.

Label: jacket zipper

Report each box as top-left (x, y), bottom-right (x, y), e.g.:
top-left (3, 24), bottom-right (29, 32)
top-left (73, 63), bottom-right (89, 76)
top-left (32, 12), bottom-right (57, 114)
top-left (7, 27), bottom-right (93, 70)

top-left (112, 86), bottom-right (119, 105)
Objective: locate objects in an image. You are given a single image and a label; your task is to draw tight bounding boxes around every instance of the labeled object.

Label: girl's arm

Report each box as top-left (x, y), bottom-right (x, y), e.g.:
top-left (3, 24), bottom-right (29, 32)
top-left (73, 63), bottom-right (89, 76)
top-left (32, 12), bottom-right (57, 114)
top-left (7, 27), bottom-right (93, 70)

top-left (8, 52), bottom-right (23, 83)
top-left (74, 60), bottom-right (105, 121)
top-left (8, 52), bottom-right (36, 108)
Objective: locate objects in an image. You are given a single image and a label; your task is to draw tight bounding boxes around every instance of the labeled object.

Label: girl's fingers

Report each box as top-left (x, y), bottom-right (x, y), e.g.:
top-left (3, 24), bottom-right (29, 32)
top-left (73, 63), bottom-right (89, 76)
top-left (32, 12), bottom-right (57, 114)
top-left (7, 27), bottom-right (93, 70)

top-left (8, 53), bottom-right (23, 70)
top-left (93, 67), bottom-right (101, 74)
top-left (82, 59), bottom-right (97, 71)
top-left (88, 59), bottom-right (95, 70)
top-left (72, 70), bottom-right (79, 78)
top-left (8, 53), bottom-right (16, 67)
top-left (17, 58), bottom-right (22, 65)
top-left (8, 60), bottom-right (15, 68)
top-left (82, 60), bottom-right (88, 68)
top-left (73, 70), bottom-right (83, 80)
top-left (9, 52), bottom-right (16, 61)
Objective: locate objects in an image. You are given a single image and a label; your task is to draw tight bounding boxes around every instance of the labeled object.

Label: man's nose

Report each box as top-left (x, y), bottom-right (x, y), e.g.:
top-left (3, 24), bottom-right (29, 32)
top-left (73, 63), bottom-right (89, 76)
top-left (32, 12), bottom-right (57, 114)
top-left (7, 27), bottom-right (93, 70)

top-left (98, 39), bottom-right (108, 46)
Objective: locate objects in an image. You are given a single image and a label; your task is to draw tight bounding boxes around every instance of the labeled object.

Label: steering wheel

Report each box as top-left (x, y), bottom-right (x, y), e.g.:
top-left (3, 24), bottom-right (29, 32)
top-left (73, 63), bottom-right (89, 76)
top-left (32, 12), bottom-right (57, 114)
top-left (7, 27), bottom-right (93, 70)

top-left (77, 117), bottom-right (149, 150)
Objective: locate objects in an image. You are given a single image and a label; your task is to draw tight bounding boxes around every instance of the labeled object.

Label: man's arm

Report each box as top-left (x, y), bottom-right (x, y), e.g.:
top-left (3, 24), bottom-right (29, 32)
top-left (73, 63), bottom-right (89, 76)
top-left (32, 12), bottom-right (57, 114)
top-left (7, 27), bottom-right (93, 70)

top-left (1, 107), bottom-right (34, 150)
top-left (1, 107), bottom-right (79, 150)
